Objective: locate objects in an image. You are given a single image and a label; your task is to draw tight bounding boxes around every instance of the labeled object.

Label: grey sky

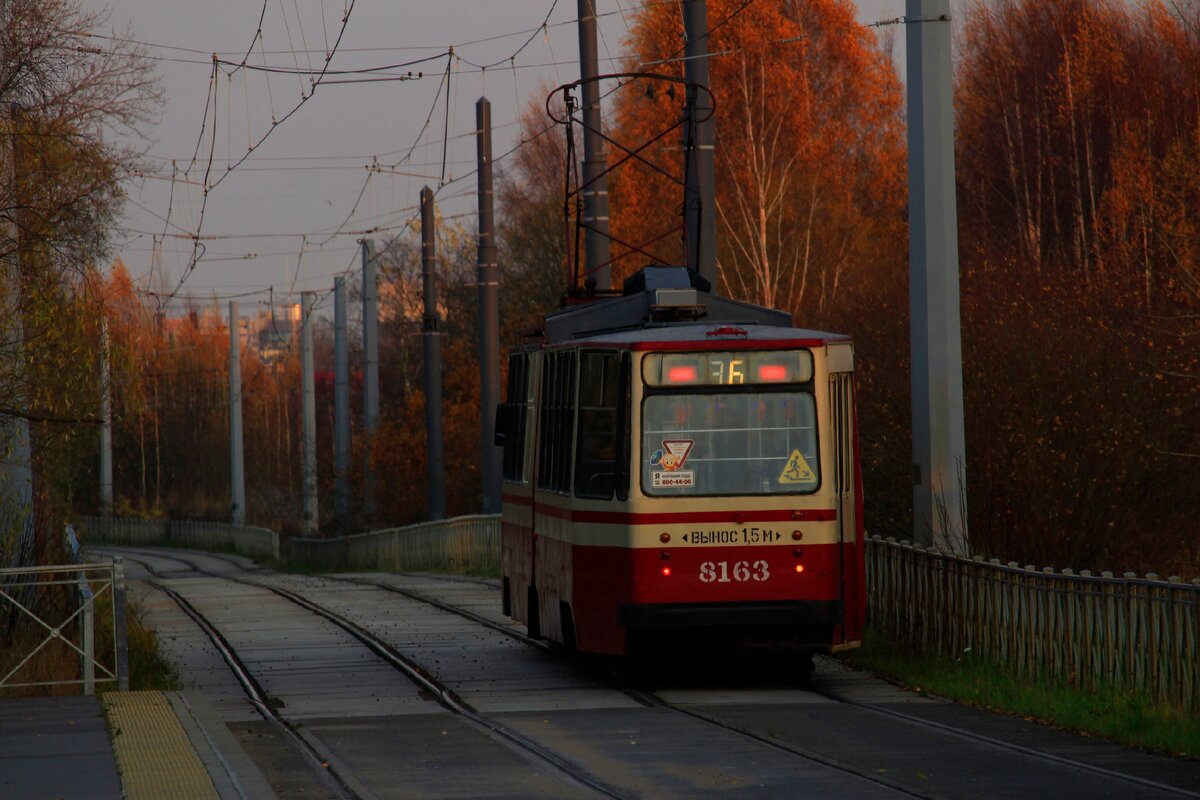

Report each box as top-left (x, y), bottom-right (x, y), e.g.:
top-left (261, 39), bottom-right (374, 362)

top-left (95, 1), bottom-right (908, 312)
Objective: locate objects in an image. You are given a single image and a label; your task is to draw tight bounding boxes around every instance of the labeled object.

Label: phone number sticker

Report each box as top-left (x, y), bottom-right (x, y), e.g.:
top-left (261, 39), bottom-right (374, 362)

top-left (652, 470), bottom-right (694, 488)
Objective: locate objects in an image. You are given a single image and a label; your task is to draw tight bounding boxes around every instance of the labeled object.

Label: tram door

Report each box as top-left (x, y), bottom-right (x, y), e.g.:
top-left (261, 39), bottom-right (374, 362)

top-left (827, 343), bottom-right (860, 642)
top-left (499, 351), bottom-right (536, 623)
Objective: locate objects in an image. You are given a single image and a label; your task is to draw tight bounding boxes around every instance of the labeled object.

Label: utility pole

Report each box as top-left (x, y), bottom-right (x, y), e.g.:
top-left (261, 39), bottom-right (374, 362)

top-left (228, 302), bottom-right (245, 526)
top-left (907, 0), bottom-right (968, 554)
top-left (475, 98), bottom-right (502, 514)
top-left (682, 0), bottom-right (717, 289)
top-left (99, 318), bottom-right (113, 517)
top-left (300, 292), bottom-right (318, 536)
top-left (333, 277), bottom-right (351, 529)
top-left (1, 101), bottom-right (33, 563)
top-left (577, 0), bottom-right (611, 291)
top-left (421, 187), bottom-right (446, 520)
top-left (361, 239), bottom-right (379, 520)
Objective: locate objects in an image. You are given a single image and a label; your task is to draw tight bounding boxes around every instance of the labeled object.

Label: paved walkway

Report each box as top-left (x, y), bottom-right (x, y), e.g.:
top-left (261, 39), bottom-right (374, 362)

top-left (0, 695), bottom-right (122, 800)
top-left (0, 691), bottom-right (276, 800)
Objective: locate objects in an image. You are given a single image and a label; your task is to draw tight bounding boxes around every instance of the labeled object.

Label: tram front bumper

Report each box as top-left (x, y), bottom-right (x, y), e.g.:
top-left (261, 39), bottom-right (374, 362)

top-left (618, 600), bottom-right (842, 629)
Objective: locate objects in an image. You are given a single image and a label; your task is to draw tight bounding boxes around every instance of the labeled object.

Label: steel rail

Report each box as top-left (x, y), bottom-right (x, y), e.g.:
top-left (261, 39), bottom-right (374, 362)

top-left (242, 578), bottom-right (629, 800)
top-left (143, 576), bottom-right (362, 800)
top-left (119, 549), bottom-right (628, 800)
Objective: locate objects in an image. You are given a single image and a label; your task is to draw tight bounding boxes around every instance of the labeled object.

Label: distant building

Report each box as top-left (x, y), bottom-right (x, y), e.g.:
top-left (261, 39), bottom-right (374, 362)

top-left (250, 304), bottom-right (301, 364)
top-left (152, 302), bottom-right (302, 364)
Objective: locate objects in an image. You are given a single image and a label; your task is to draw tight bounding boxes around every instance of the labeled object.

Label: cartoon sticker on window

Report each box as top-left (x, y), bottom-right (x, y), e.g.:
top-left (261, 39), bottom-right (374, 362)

top-left (651, 439), bottom-right (695, 487)
top-left (651, 439), bottom-right (694, 471)
top-left (778, 449), bottom-right (816, 485)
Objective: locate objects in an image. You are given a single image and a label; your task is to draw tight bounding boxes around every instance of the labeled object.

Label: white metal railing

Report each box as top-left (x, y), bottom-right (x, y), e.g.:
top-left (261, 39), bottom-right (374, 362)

top-left (77, 516), bottom-right (279, 560)
top-left (0, 559), bottom-right (128, 694)
top-left (288, 515), bottom-right (501, 572)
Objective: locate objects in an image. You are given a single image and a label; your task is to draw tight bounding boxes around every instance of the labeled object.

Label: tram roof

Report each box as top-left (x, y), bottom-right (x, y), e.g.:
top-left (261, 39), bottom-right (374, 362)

top-left (541, 265), bottom-right (848, 346)
top-left (562, 323), bottom-right (847, 348)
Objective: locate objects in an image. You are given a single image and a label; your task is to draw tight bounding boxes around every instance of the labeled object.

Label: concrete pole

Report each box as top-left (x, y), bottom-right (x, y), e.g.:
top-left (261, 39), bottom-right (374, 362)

top-left (476, 98), bottom-right (502, 514)
top-left (682, 0), bottom-right (717, 290)
top-left (228, 302), bottom-right (245, 526)
top-left (1, 102), bottom-right (33, 563)
top-left (361, 239), bottom-right (379, 519)
top-left (333, 277), bottom-right (351, 528)
top-left (907, 0), bottom-right (968, 554)
top-left (421, 187), bottom-right (446, 520)
top-left (99, 318), bottom-right (113, 517)
top-left (300, 292), bottom-right (318, 535)
top-left (577, 0), bottom-right (611, 291)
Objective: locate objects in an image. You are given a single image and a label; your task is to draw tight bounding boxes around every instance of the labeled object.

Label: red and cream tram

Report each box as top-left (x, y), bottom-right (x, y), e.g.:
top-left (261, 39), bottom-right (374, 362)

top-left (495, 266), bottom-right (864, 666)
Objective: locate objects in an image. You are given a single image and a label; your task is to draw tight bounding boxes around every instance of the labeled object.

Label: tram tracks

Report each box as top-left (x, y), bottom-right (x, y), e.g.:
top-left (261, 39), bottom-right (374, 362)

top-left (146, 578), bottom-right (364, 800)
top-left (113, 549), bottom-right (629, 800)
top-left (104, 546), bottom-right (1200, 800)
top-left (306, 569), bottom-right (1200, 800)
top-left (309, 570), bottom-right (1200, 800)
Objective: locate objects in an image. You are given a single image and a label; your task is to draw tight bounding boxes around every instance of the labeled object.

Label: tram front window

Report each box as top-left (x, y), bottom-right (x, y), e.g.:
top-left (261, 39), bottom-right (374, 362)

top-left (640, 392), bottom-right (820, 496)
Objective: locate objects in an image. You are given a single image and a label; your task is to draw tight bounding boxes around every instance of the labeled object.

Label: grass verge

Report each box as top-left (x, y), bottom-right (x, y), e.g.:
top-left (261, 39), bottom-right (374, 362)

top-left (120, 597), bottom-right (177, 692)
top-left (840, 627), bottom-right (1199, 760)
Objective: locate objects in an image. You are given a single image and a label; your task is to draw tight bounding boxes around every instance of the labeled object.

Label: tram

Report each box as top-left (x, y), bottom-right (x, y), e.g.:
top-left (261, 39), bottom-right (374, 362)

top-left (495, 265), bottom-right (865, 667)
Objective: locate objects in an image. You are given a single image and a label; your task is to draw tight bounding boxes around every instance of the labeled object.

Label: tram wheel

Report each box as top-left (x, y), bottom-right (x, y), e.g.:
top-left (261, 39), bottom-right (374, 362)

top-left (789, 652), bottom-right (815, 686)
top-left (526, 586), bottom-right (541, 638)
top-left (559, 601), bottom-right (577, 651)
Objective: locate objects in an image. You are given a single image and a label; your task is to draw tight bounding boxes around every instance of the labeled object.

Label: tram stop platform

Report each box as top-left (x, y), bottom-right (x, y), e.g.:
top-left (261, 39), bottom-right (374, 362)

top-left (0, 691), bottom-right (276, 800)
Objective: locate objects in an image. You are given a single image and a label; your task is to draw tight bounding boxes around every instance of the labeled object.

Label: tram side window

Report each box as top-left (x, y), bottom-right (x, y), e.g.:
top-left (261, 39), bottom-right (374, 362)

top-left (500, 352), bottom-right (529, 483)
top-left (537, 351), bottom-right (576, 494)
top-left (575, 351), bottom-right (620, 499)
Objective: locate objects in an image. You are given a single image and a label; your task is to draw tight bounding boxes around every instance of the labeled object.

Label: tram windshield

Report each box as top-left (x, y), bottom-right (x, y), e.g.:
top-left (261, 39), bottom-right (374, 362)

top-left (640, 391), bottom-right (820, 496)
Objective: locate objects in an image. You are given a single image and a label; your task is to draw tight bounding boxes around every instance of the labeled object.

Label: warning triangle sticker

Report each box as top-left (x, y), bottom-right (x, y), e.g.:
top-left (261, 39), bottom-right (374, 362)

top-left (778, 450), bottom-right (817, 484)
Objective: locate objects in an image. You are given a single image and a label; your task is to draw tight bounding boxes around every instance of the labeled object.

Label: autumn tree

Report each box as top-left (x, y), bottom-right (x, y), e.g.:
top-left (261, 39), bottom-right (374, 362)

top-left (498, 93), bottom-right (574, 336)
top-left (955, 0), bottom-right (1200, 575)
top-left (0, 0), bottom-right (159, 566)
top-left (96, 269), bottom-right (313, 531)
top-left (609, 0), bottom-right (906, 315)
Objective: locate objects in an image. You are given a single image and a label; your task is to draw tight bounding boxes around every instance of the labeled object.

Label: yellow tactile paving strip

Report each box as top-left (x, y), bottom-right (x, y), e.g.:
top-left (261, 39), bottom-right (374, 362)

top-left (103, 691), bottom-right (219, 800)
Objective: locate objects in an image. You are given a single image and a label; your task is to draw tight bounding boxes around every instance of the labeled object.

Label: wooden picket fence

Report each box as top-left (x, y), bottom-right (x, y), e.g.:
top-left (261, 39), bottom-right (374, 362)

top-left (866, 536), bottom-right (1200, 710)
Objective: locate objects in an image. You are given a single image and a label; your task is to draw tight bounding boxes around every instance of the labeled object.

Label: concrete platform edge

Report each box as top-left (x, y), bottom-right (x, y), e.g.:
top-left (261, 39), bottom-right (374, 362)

top-left (166, 690), bottom-right (279, 800)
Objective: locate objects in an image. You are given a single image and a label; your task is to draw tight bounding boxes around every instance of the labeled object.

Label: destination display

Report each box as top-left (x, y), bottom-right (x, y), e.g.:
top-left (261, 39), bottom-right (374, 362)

top-left (643, 350), bottom-right (813, 386)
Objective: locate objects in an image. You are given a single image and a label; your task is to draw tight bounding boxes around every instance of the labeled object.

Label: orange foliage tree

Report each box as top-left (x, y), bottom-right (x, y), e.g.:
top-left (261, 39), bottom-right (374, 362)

top-left (98, 264), bottom-right (305, 529)
top-left (609, 0), bottom-right (906, 315)
top-left (955, 0), bottom-right (1200, 574)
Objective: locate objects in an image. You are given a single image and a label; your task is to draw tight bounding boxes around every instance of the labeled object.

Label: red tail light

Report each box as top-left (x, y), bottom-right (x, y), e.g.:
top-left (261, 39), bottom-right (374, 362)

top-left (758, 364), bottom-right (788, 382)
top-left (667, 365), bottom-right (698, 383)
